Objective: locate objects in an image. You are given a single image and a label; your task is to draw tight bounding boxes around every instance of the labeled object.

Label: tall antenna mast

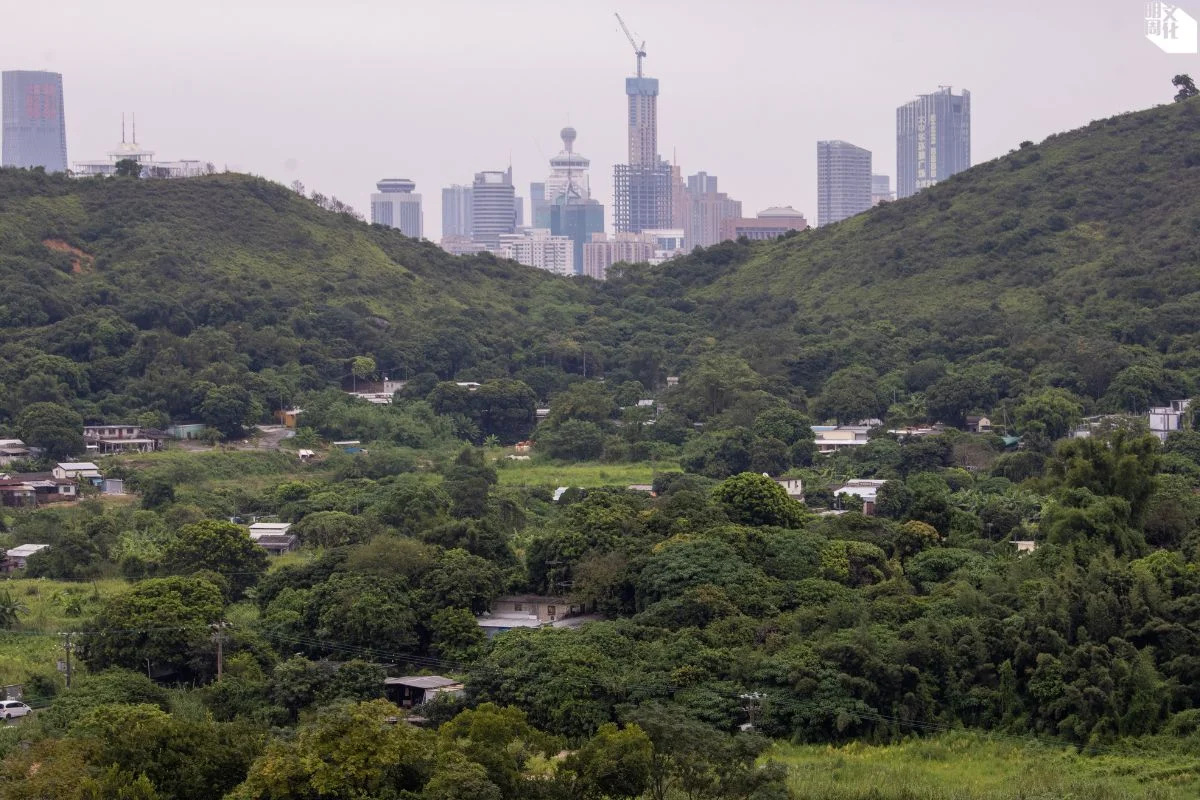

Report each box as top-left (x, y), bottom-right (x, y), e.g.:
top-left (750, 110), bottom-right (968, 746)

top-left (614, 12), bottom-right (647, 78)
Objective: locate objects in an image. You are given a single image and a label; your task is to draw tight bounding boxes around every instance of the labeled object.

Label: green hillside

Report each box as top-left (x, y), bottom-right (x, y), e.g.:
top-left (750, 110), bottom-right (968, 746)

top-left (624, 98), bottom-right (1200, 410)
top-left (0, 171), bottom-right (608, 421)
top-left (2, 98), bottom-right (1200, 430)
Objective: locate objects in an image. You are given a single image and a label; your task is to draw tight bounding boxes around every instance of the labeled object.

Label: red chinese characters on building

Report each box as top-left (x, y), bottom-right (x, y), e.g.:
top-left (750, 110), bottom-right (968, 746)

top-left (24, 84), bottom-right (59, 121)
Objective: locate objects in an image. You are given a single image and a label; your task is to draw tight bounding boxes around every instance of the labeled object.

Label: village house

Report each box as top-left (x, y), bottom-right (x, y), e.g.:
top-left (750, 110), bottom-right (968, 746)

top-left (1149, 399), bottom-right (1192, 442)
top-left (383, 676), bottom-right (464, 709)
top-left (830, 479), bottom-right (888, 515)
top-left (4, 544), bottom-right (50, 574)
top-left (773, 477), bottom-right (805, 502)
top-left (0, 479), bottom-right (36, 508)
top-left (53, 462), bottom-right (102, 485)
top-left (475, 594), bottom-right (586, 637)
top-left (1, 472), bottom-right (77, 505)
top-left (346, 378), bottom-right (409, 405)
top-left (0, 440), bottom-right (32, 467)
top-left (812, 425), bottom-right (872, 454)
top-left (247, 522), bottom-right (299, 555)
top-left (83, 424), bottom-right (167, 454)
top-left (964, 416), bottom-right (993, 433)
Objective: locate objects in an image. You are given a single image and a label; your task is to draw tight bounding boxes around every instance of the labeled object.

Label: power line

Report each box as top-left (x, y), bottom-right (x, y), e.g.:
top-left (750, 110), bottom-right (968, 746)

top-left (11, 621), bottom-right (1163, 758)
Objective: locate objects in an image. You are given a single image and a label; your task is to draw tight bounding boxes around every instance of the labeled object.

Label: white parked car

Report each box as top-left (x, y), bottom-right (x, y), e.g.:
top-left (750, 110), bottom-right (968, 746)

top-left (0, 701), bottom-right (31, 720)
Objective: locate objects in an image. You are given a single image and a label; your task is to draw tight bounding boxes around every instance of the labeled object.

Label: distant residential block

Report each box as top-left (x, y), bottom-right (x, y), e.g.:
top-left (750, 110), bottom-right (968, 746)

top-left (498, 229), bottom-right (575, 276)
top-left (583, 232), bottom-right (655, 280)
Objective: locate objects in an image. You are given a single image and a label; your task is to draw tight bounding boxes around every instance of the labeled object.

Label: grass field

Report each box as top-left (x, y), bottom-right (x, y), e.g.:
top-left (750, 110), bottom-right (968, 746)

top-left (0, 577), bottom-right (130, 697)
top-left (775, 733), bottom-right (1200, 799)
top-left (492, 458), bottom-right (678, 489)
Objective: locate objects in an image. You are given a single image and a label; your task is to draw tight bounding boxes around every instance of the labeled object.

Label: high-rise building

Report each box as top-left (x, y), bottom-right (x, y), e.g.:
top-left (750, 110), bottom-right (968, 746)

top-left (442, 185), bottom-right (473, 238)
top-left (719, 207), bottom-right (809, 242)
top-left (514, 196), bottom-right (524, 229)
top-left (2, 71), bottom-right (67, 172)
top-left (896, 87), bottom-right (971, 199)
top-left (530, 182), bottom-right (550, 229)
top-left (534, 127), bottom-right (605, 272)
top-left (498, 229), bottom-right (575, 276)
top-left (688, 171), bottom-right (719, 194)
top-left (546, 127), bottom-right (591, 204)
top-left (551, 202), bottom-right (604, 275)
top-left (613, 65), bottom-right (672, 233)
top-left (626, 77), bottom-right (658, 168)
top-left (817, 141), bottom-right (872, 226)
top-left (370, 178), bottom-right (423, 238)
top-left (684, 171), bottom-right (742, 249)
top-left (583, 232), bottom-right (655, 280)
top-left (871, 174), bottom-right (894, 205)
top-left (641, 228), bottom-right (687, 264)
top-left (614, 163), bottom-right (673, 233)
top-left (470, 168), bottom-right (516, 248)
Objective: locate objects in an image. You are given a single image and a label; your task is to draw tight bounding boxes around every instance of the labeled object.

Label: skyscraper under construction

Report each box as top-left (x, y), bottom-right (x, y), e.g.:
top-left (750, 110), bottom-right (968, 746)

top-left (612, 15), bottom-right (673, 234)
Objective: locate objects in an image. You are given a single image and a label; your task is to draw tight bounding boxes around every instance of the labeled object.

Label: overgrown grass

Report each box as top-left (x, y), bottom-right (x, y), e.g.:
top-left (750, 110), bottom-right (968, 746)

top-left (775, 732), bottom-right (1200, 799)
top-left (0, 577), bottom-right (129, 695)
top-left (492, 458), bottom-right (677, 488)
top-left (106, 448), bottom-right (315, 487)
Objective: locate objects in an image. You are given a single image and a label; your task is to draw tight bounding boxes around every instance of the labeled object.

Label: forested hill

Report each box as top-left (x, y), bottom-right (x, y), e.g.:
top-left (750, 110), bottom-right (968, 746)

top-left (623, 98), bottom-right (1200, 403)
top-left (2, 97), bottom-right (1200, 427)
top-left (0, 170), bottom-right (607, 421)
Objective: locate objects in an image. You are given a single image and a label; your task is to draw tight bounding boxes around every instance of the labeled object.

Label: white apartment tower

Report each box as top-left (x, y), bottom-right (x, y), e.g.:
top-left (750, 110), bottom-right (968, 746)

top-left (817, 141), bottom-right (872, 226)
top-left (370, 178), bottom-right (423, 238)
top-left (471, 168), bottom-right (517, 248)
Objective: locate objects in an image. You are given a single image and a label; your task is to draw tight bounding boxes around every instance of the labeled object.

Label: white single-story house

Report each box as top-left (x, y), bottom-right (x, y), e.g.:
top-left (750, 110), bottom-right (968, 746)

top-left (248, 522), bottom-right (298, 555)
top-left (5, 543), bottom-right (50, 573)
top-left (831, 479), bottom-right (888, 515)
top-left (53, 462), bottom-right (102, 484)
top-left (475, 594), bottom-right (591, 637)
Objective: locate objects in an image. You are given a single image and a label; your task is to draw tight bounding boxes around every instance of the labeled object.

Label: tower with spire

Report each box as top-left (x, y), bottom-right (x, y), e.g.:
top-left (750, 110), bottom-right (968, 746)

top-left (534, 125), bottom-right (605, 274)
top-left (612, 15), bottom-right (672, 234)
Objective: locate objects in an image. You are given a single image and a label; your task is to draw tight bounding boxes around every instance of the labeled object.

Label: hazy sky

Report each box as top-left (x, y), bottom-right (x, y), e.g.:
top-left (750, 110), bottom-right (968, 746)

top-left (4, 0), bottom-right (1195, 236)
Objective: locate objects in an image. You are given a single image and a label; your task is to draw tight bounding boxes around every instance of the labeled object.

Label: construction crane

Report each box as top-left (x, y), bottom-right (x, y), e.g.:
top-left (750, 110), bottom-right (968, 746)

top-left (614, 12), bottom-right (646, 77)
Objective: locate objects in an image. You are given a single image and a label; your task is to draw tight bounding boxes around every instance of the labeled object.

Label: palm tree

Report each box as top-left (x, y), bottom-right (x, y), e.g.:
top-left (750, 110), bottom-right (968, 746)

top-left (0, 591), bottom-right (28, 629)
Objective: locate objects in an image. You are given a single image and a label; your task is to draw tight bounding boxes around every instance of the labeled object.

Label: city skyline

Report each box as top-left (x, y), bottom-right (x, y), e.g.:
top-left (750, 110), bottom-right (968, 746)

top-left (0, 1), bottom-right (1184, 237)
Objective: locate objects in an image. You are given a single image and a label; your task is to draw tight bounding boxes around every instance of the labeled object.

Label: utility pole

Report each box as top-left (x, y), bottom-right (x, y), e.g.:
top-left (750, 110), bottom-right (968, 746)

top-left (211, 622), bottom-right (229, 680)
top-left (60, 632), bottom-right (74, 690)
top-left (739, 692), bottom-right (763, 731)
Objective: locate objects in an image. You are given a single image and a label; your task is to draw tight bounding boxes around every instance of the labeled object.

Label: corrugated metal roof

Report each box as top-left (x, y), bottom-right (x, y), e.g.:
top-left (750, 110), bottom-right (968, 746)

top-left (384, 676), bottom-right (461, 689)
